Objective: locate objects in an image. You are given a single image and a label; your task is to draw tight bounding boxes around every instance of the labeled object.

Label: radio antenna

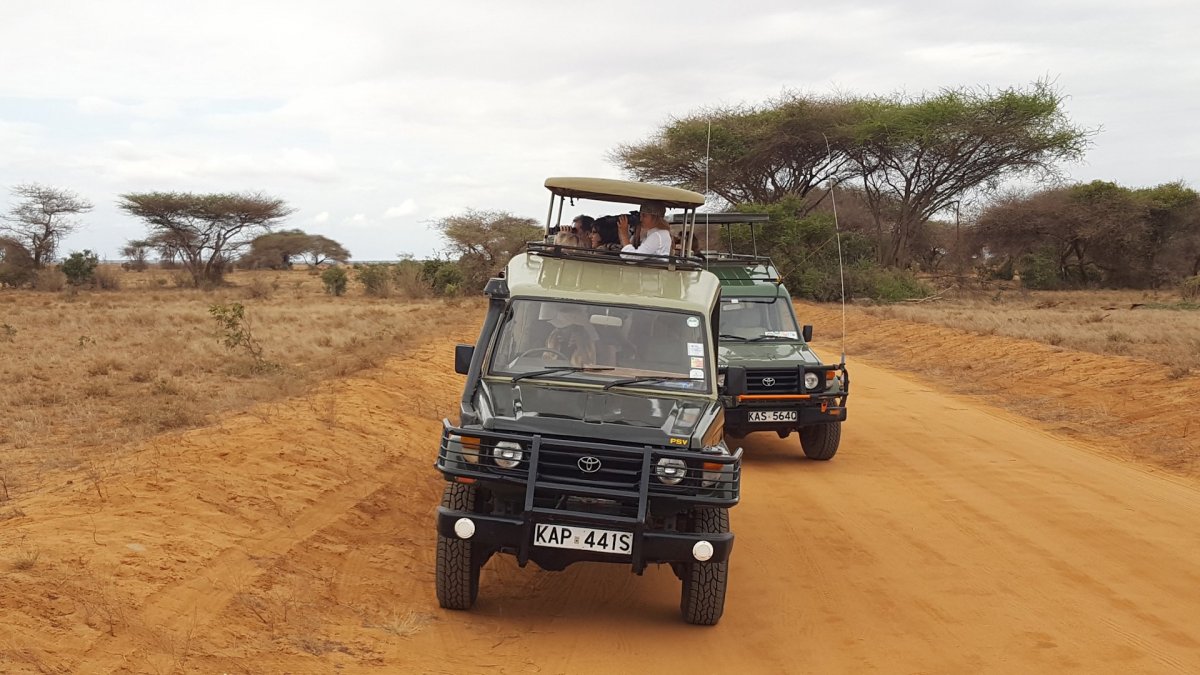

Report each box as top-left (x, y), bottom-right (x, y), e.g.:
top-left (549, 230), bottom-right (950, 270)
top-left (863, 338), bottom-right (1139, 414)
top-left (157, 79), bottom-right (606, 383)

top-left (822, 133), bottom-right (848, 366)
top-left (703, 118), bottom-right (712, 261)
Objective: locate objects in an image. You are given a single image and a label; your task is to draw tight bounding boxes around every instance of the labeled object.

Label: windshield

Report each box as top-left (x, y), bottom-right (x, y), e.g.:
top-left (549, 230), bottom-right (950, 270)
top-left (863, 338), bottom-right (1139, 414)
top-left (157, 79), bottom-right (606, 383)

top-left (719, 298), bottom-right (801, 341)
top-left (488, 299), bottom-right (711, 393)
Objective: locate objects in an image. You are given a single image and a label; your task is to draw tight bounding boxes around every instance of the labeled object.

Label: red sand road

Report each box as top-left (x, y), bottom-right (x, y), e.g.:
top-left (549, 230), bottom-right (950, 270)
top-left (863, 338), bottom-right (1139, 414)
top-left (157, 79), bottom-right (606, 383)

top-left (2, 335), bottom-right (1200, 673)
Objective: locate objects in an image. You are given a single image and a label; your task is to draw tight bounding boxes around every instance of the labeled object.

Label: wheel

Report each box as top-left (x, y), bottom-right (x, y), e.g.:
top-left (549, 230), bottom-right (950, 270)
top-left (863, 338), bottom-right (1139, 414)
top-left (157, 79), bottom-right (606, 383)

top-left (436, 483), bottom-right (481, 609)
top-left (799, 422), bottom-right (841, 460)
top-left (680, 507), bottom-right (730, 625)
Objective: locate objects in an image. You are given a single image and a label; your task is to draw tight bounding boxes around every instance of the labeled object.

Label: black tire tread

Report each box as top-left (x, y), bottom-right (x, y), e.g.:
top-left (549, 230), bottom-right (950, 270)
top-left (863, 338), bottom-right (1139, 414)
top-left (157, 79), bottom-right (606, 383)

top-left (799, 421), bottom-right (841, 460)
top-left (435, 483), bottom-right (480, 610)
top-left (680, 507), bottom-right (730, 625)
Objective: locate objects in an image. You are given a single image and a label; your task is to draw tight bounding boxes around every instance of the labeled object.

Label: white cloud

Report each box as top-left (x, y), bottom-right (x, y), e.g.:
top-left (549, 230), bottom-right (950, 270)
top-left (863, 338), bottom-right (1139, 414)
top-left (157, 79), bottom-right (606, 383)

top-left (2, 0), bottom-right (1199, 262)
top-left (384, 200), bottom-right (417, 218)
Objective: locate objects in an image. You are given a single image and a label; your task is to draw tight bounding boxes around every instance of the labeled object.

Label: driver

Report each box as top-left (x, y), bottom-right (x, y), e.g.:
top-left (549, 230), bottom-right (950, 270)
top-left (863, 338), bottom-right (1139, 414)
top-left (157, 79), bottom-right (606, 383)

top-left (545, 306), bottom-right (598, 366)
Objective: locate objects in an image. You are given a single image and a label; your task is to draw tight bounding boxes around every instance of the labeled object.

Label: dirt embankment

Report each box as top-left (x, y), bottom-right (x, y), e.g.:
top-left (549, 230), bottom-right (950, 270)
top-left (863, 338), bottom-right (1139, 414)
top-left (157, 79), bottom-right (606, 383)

top-left (798, 301), bottom-right (1200, 478)
top-left (1, 307), bottom-right (1199, 672)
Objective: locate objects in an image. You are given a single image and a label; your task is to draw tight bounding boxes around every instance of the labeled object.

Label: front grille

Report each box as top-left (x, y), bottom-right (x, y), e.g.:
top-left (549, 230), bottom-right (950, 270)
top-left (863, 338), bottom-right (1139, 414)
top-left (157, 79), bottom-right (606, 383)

top-left (746, 368), bottom-right (800, 394)
top-left (536, 442), bottom-right (643, 489)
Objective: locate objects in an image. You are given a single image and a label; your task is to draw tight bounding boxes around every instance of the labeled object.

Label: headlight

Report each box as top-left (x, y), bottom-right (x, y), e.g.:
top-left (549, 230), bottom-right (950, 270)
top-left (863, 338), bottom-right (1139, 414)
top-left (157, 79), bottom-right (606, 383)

top-left (716, 372), bottom-right (726, 387)
top-left (655, 457), bottom-right (687, 485)
top-left (492, 440), bottom-right (523, 469)
top-left (804, 372), bottom-right (821, 390)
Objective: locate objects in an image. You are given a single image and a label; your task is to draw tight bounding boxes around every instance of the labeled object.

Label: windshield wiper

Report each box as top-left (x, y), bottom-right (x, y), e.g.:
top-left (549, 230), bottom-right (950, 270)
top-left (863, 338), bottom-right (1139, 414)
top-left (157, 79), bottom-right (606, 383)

top-left (602, 375), bottom-right (694, 391)
top-left (719, 333), bottom-right (748, 342)
top-left (511, 366), bottom-right (614, 383)
top-left (747, 334), bottom-right (798, 342)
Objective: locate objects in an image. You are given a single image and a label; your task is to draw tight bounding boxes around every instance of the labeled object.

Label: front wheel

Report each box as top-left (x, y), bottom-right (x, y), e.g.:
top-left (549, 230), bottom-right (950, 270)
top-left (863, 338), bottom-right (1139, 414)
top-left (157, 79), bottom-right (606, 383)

top-left (799, 422), bottom-right (841, 460)
top-left (680, 507), bottom-right (730, 625)
top-left (435, 483), bottom-right (481, 610)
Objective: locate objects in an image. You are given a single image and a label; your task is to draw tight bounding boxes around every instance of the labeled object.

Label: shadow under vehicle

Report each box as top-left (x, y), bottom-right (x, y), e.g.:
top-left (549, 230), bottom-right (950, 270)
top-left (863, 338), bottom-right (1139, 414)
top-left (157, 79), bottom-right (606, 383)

top-left (672, 212), bottom-right (850, 460)
top-left (435, 178), bottom-right (744, 625)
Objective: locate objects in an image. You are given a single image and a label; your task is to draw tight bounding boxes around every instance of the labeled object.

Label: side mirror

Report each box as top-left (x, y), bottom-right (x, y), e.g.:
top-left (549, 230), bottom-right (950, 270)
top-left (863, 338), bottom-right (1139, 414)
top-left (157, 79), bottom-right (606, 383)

top-left (802, 324), bottom-right (813, 342)
top-left (723, 366), bottom-right (747, 397)
top-left (454, 344), bottom-right (474, 375)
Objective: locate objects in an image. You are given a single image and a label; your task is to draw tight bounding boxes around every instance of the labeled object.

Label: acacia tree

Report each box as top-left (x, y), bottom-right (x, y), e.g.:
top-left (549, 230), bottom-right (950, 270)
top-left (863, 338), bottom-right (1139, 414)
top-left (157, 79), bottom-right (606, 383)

top-left (241, 229), bottom-right (350, 268)
top-left (119, 192), bottom-right (293, 286)
top-left (433, 209), bottom-right (540, 291)
top-left (611, 94), bottom-right (861, 210)
top-left (302, 234), bottom-right (350, 266)
top-left (1, 184), bottom-right (93, 268)
top-left (847, 82), bottom-right (1093, 268)
top-left (121, 239), bottom-right (152, 271)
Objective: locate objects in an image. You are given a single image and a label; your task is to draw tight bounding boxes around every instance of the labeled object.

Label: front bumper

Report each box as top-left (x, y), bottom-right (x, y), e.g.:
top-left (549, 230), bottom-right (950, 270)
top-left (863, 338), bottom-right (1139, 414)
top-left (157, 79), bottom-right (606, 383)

top-left (436, 507), bottom-right (734, 571)
top-left (435, 420), bottom-right (741, 573)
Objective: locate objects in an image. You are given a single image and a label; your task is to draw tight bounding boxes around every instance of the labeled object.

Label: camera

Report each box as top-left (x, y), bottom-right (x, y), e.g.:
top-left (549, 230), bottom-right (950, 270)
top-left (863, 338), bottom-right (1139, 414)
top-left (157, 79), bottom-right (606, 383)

top-left (594, 210), bottom-right (641, 239)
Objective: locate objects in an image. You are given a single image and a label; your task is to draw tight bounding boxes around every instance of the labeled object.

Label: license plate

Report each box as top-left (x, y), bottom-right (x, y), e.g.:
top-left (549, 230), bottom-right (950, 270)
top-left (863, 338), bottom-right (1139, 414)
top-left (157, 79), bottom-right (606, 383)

top-left (749, 410), bottom-right (798, 423)
top-left (534, 524), bottom-right (632, 555)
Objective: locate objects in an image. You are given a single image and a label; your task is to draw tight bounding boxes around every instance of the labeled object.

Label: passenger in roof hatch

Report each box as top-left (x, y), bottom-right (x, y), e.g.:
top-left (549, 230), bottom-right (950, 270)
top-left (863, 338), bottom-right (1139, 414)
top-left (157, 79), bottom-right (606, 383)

top-left (618, 201), bottom-right (672, 257)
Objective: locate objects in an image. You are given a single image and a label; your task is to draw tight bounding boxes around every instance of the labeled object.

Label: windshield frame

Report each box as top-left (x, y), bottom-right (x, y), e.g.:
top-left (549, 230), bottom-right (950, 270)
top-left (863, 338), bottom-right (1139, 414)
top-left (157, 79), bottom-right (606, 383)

top-left (484, 298), bottom-right (714, 396)
top-left (718, 295), bottom-right (804, 343)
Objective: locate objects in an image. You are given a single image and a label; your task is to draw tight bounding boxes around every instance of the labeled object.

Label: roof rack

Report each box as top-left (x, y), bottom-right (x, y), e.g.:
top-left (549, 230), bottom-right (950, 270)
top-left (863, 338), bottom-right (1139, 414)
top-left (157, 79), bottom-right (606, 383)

top-left (525, 241), bottom-right (706, 271)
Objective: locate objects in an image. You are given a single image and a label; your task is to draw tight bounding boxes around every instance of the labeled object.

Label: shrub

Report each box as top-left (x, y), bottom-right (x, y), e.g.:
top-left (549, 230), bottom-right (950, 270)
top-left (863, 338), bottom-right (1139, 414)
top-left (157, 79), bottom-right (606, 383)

top-left (357, 265), bottom-right (393, 298)
top-left (244, 276), bottom-right (276, 299)
top-left (93, 265), bottom-right (122, 290)
top-left (33, 268), bottom-right (67, 292)
top-left (321, 266), bottom-right (348, 296)
top-left (1181, 276), bottom-right (1200, 301)
top-left (1017, 249), bottom-right (1064, 290)
top-left (0, 237), bottom-right (35, 288)
top-left (845, 263), bottom-right (932, 302)
top-left (208, 302), bottom-right (276, 372)
top-left (61, 250), bottom-right (99, 286)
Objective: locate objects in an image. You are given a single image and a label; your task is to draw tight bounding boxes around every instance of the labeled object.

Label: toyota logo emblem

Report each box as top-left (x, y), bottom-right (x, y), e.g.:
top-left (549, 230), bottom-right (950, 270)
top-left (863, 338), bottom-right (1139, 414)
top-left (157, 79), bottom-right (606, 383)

top-left (761, 377), bottom-right (776, 387)
top-left (577, 456), bottom-right (602, 473)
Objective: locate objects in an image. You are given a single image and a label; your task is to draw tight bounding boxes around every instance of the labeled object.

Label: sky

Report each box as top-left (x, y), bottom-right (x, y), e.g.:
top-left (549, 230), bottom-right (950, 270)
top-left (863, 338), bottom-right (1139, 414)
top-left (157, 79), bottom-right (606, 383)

top-left (2, 0), bottom-right (1197, 260)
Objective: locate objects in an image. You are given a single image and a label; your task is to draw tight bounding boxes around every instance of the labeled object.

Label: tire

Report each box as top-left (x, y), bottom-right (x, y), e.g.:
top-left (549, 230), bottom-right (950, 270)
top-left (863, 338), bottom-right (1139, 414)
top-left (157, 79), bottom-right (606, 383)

top-left (680, 507), bottom-right (730, 625)
top-left (799, 422), bottom-right (841, 461)
top-left (435, 483), bottom-right (481, 610)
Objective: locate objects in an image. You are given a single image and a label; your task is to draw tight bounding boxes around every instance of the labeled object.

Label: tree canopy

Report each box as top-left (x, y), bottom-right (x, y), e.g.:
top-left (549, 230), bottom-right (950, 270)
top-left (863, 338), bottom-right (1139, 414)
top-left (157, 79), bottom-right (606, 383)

top-left (975, 180), bottom-right (1200, 288)
top-left (241, 229), bottom-right (351, 269)
top-left (433, 209), bottom-right (541, 291)
top-left (848, 82), bottom-right (1093, 267)
top-left (611, 94), bottom-right (859, 209)
top-left (118, 191), bottom-right (293, 286)
top-left (613, 82), bottom-right (1093, 269)
top-left (1, 183), bottom-right (93, 268)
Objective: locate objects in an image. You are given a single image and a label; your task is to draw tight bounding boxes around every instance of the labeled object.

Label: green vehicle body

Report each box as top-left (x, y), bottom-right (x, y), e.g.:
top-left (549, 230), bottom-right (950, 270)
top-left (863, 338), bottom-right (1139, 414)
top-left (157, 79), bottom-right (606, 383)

top-left (434, 178), bottom-right (743, 625)
top-left (709, 257), bottom-right (850, 449)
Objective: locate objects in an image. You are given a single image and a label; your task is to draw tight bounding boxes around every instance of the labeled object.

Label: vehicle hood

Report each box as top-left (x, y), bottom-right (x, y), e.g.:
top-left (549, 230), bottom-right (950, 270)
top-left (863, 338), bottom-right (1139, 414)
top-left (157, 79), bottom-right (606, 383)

top-left (477, 380), bottom-right (712, 446)
top-left (717, 341), bottom-right (824, 368)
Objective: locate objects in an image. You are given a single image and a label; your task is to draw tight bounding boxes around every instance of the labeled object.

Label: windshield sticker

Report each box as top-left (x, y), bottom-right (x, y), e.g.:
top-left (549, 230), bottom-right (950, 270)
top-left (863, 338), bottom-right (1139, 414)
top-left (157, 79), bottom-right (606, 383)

top-left (729, 298), bottom-right (739, 303)
top-left (686, 316), bottom-right (700, 328)
top-left (689, 368), bottom-right (705, 380)
top-left (764, 331), bottom-right (799, 339)
top-left (690, 357), bottom-right (705, 369)
top-left (687, 342), bottom-right (704, 356)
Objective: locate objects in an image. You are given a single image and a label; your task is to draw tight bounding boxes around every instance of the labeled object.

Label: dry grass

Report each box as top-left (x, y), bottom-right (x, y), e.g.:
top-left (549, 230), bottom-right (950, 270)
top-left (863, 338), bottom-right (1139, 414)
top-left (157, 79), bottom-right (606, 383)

top-left (859, 288), bottom-right (1200, 373)
top-left (0, 266), bottom-right (475, 500)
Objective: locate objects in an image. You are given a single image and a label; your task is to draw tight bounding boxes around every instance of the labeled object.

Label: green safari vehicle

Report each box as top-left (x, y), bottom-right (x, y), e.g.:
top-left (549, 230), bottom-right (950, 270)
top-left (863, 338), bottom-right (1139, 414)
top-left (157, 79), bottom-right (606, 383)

top-left (434, 178), bottom-right (745, 624)
top-left (673, 212), bottom-right (850, 459)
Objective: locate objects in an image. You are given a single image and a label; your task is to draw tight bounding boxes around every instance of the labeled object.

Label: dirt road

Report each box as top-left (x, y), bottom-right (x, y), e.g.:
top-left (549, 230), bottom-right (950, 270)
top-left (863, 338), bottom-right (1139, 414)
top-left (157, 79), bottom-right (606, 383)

top-left (4, 332), bottom-right (1200, 673)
